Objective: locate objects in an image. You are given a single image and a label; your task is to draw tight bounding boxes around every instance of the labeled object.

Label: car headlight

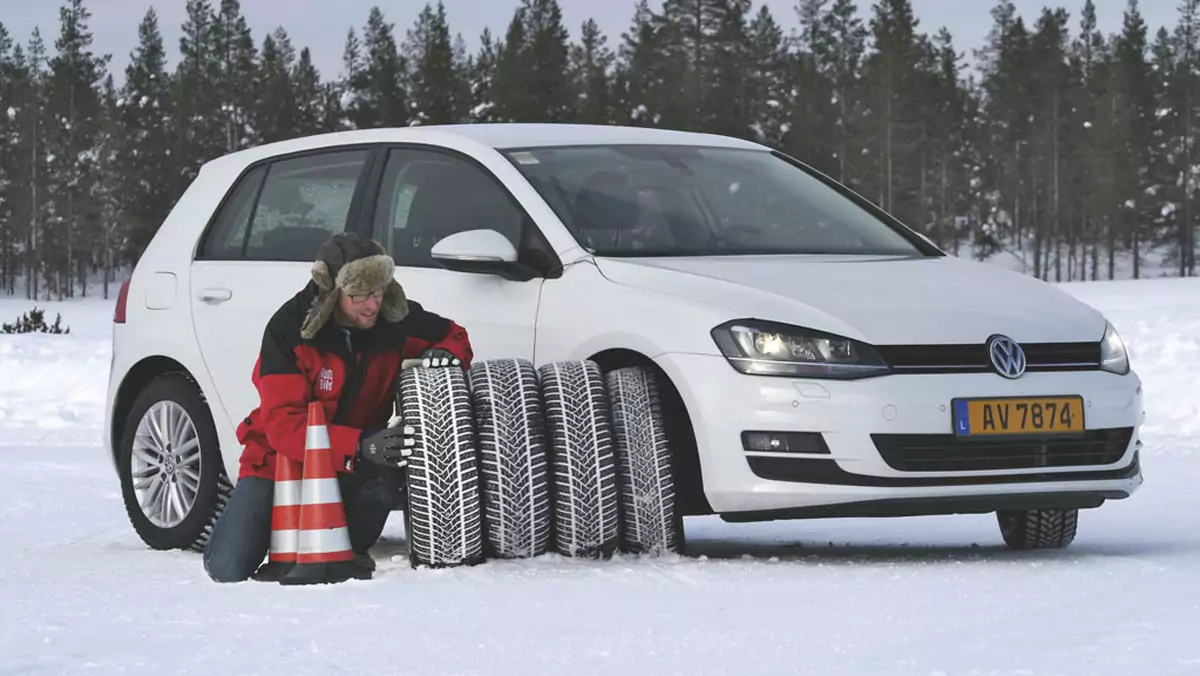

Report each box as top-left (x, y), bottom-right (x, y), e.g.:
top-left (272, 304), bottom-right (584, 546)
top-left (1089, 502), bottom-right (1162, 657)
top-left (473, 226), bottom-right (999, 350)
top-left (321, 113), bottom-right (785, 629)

top-left (710, 319), bottom-right (890, 379)
top-left (1100, 321), bottom-right (1130, 375)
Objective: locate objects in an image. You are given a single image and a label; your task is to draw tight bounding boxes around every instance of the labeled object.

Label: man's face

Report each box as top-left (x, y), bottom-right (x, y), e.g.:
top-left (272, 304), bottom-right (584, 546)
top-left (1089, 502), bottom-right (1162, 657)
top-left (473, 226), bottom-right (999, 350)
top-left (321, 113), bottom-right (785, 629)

top-left (336, 287), bottom-right (384, 330)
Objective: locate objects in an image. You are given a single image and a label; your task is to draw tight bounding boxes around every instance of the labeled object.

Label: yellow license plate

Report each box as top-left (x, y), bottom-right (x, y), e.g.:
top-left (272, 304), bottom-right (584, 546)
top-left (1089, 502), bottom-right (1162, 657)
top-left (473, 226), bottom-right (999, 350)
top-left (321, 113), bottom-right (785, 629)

top-left (951, 396), bottom-right (1084, 436)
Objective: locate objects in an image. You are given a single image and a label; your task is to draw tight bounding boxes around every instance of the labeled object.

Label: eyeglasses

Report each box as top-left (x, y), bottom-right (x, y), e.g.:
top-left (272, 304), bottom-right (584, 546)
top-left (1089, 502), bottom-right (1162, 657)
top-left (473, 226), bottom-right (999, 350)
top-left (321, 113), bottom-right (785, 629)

top-left (347, 289), bottom-right (384, 304)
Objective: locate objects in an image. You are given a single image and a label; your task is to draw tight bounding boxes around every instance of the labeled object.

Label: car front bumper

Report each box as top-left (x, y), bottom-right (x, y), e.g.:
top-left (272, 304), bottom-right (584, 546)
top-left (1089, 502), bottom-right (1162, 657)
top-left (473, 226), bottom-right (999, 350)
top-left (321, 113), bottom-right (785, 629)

top-left (657, 352), bottom-right (1144, 518)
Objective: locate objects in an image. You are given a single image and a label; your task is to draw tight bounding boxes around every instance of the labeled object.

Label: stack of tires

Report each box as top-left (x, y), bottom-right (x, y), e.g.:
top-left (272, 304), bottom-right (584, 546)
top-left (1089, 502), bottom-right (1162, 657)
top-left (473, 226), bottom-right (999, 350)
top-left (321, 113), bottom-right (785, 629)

top-left (397, 358), bottom-right (684, 569)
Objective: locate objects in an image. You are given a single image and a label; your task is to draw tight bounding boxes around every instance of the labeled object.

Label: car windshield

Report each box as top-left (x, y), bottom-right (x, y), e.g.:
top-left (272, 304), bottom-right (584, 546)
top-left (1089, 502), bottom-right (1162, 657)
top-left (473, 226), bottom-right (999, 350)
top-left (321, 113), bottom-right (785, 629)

top-left (502, 144), bottom-right (929, 257)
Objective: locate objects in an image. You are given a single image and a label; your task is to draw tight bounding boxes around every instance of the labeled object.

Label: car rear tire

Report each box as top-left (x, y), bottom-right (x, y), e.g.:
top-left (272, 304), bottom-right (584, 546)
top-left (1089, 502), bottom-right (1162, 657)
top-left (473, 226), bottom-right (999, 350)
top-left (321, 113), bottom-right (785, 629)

top-left (398, 365), bottom-right (485, 569)
top-left (997, 508), bottom-right (1078, 550)
top-left (538, 360), bottom-right (621, 558)
top-left (468, 358), bottom-right (552, 559)
top-left (605, 366), bottom-right (684, 556)
top-left (117, 372), bottom-right (233, 552)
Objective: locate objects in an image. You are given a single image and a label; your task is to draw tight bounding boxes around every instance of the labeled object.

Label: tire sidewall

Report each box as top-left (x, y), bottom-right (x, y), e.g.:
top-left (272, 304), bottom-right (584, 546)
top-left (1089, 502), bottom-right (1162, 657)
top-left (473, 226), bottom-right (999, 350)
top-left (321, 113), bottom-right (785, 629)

top-left (117, 373), bottom-right (224, 551)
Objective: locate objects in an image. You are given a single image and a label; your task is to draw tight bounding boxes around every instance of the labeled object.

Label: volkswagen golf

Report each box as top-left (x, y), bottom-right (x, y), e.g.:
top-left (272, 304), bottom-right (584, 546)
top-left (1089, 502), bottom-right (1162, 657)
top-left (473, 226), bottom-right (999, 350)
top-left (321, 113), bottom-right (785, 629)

top-left (103, 123), bottom-right (1144, 559)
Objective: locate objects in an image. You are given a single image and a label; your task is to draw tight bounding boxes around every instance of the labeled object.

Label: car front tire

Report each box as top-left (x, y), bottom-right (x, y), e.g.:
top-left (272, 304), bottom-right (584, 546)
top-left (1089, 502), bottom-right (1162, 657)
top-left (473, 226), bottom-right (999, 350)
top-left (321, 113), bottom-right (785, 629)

top-left (997, 508), bottom-right (1079, 550)
top-left (117, 372), bottom-right (232, 552)
top-left (605, 366), bottom-right (684, 556)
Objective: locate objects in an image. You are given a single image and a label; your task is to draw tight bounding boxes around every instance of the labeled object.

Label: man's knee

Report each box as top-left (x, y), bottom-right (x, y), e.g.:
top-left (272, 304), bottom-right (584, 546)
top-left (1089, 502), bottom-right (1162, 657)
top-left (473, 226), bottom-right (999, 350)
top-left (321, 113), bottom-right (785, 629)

top-left (202, 476), bottom-right (273, 583)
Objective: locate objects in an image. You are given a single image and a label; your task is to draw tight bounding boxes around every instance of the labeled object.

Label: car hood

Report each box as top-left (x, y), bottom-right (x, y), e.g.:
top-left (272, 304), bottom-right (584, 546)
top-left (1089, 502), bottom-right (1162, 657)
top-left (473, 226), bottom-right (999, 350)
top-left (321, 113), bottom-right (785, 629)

top-left (593, 254), bottom-right (1108, 345)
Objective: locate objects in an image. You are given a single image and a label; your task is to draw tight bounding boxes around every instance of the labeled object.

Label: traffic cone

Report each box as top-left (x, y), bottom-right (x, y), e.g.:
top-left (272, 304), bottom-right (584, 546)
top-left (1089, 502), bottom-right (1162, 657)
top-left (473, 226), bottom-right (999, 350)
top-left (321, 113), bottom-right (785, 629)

top-left (250, 452), bottom-right (303, 582)
top-left (280, 402), bottom-right (364, 585)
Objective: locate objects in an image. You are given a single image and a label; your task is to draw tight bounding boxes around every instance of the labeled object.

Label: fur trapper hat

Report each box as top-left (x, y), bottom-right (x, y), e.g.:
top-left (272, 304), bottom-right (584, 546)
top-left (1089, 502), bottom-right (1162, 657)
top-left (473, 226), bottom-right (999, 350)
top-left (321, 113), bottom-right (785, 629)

top-left (300, 232), bottom-right (409, 340)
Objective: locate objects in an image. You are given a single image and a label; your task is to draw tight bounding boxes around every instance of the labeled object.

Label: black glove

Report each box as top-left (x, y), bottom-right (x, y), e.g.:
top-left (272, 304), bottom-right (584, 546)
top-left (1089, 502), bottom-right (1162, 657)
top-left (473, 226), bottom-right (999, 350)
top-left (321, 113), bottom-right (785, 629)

top-left (421, 347), bottom-right (462, 369)
top-left (356, 425), bottom-right (413, 469)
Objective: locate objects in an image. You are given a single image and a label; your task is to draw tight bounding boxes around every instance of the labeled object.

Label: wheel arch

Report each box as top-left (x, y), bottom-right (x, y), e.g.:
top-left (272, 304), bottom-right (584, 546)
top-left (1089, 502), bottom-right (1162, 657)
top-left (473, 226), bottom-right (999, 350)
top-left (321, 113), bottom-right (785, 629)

top-left (588, 347), bottom-right (714, 517)
top-left (111, 356), bottom-right (202, 466)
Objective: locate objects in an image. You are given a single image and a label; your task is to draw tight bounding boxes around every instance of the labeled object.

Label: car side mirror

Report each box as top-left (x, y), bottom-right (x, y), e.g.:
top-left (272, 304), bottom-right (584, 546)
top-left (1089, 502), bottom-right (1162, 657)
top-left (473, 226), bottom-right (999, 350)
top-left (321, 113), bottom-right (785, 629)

top-left (430, 229), bottom-right (535, 282)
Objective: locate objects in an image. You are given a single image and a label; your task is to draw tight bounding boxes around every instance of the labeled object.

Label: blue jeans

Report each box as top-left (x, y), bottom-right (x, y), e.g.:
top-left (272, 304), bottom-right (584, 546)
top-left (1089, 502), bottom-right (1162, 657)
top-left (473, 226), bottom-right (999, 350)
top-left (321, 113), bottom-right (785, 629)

top-left (203, 463), bottom-right (406, 583)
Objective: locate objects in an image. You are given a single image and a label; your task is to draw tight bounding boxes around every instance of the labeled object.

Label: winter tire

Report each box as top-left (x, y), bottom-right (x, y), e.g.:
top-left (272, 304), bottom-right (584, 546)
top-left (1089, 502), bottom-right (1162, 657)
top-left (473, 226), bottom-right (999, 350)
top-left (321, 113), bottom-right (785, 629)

top-left (605, 366), bottom-right (684, 556)
top-left (399, 365), bottom-right (485, 569)
top-left (468, 358), bottom-right (551, 559)
top-left (538, 360), bottom-right (620, 558)
top-left (997, 508), bottom-right (1078, 550)
top-left (117, 372), bottom-right (233, 552)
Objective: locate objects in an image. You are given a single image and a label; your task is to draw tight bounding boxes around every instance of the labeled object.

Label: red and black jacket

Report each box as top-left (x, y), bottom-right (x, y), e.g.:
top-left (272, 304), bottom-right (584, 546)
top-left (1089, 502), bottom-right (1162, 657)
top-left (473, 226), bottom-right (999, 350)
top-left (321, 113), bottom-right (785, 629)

top-left (234, 282), bottom-right (473, 481)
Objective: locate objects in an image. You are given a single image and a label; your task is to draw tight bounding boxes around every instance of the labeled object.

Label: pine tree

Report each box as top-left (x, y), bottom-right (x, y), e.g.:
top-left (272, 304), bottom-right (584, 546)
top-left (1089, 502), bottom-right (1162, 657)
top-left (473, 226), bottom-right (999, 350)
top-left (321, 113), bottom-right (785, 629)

top-left (16, 30), bottom-right (49, 299)
top-left (1173, 0), bottom-right (1200, 275)
top-left (1071, 0), bottom-right (1114, 280)
top-left (926, 28), bottom-right (969, 250)
top-left (344, 7), bottom-right (409, 129)
top-left (787, 0), bottom-right (836, 175)
top-left (96, 74), bottom-right (122, 297)
top-left (0, 21), bottom-right (18, 293)
top-left (116, 7), bottom-right (173, 262)
top-left (1148, 27), bottom-right (1180, 268)
top-left (977, 0), bottom-right (1033, 259)
top-left (213, 0), bottom-right (258, 151)
top-left (745, 6), bottom-right (788, 148)
top-left (292, 47), bottom-right (323, 136)
top-left (490, 8), bottom-right (530, 122)
top-left (1112, 0), bottom-right (1154, 279)
top-left (613, 0), bottom-right (667, 127)
top-left (655, 0), bottom-right (708, 131)
top-left (1026, 8), bottom-right (1072, 280)
top-left (254, 27), bottom-right (298, 144)
top-left (173, 0), bottom-right (224, 187)
top-left (523, 0), bottom-right (575, 121)
top-left (405, 2), bottom-right (468, 125)
top-left (705, 0), bottom-right (752, 138)
top-left (41, 0), bottom-right (110, 298)
top-left (570, 19), bottom-right (615, 124)
top-left (818, 0), bottom-right (869, 185)
top-left (467, 28), bottom-right (499, 122)
top-left (861, 0), bottom-right (925, 226)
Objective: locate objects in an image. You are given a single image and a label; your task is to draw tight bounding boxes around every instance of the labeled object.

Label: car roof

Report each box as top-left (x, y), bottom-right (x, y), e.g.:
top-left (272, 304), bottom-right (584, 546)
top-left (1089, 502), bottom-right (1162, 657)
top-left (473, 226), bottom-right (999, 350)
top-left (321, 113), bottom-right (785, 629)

top-left (421, 123), bottom-right (769, 150)
top-left (200, 123), bottom-right (770, 174)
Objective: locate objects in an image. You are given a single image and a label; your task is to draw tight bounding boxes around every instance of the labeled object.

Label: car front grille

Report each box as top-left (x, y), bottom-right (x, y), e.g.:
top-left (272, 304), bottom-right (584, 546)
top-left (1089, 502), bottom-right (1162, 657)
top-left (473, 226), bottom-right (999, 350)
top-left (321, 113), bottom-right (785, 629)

top-left (871, 427), bottom-right (1133, 472)
top-left (876, 342), bottom-right (1101, 374)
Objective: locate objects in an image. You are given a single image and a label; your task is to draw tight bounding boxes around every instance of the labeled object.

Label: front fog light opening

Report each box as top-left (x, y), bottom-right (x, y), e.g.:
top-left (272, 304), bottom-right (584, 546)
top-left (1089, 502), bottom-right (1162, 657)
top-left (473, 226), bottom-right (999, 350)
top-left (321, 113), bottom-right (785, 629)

top-left (742, 431), bottom-right (830, 454)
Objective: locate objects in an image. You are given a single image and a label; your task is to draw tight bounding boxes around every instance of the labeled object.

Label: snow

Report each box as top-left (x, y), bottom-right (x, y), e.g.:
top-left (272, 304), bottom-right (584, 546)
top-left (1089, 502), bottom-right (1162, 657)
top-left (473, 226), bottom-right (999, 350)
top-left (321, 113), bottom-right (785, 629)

top-left (4, 275), bottom-right (1200, 674)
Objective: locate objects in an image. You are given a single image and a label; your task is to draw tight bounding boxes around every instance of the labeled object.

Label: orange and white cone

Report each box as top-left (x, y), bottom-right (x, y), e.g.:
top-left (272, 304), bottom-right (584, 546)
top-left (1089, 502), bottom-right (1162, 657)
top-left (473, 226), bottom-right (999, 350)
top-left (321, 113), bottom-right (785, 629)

top-left (280, 402), bottom-right (364, 585)
top-left (251, 452), bottom-right (304, 582)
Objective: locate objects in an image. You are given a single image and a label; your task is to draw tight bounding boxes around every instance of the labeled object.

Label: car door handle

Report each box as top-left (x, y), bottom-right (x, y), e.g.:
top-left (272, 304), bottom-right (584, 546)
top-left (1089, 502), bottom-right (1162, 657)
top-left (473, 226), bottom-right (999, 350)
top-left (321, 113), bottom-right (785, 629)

top-left (199, 288), bottom-right (232, 304)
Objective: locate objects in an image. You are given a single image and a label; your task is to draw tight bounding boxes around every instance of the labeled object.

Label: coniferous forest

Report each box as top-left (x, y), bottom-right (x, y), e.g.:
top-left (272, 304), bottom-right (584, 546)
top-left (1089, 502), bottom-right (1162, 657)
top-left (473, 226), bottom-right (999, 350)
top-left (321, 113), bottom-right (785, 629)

top-left (0, 0), bottom-right (1196, 300)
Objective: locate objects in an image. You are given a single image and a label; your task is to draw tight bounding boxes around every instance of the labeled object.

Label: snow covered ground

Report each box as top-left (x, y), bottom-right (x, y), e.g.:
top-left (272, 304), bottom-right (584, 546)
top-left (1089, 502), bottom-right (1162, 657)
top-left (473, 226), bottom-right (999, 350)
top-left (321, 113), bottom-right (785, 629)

top-left (3, 277), bottom-right (1200, 675)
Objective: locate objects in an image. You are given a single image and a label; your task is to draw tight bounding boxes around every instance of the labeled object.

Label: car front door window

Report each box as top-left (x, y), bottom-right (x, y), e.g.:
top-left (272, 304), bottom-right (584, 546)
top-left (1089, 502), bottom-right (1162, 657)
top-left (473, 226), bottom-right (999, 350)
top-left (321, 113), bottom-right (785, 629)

top-left (373, 150), bottom-right (525, 267)
top-left (367, 147), bottom-right (542, 364)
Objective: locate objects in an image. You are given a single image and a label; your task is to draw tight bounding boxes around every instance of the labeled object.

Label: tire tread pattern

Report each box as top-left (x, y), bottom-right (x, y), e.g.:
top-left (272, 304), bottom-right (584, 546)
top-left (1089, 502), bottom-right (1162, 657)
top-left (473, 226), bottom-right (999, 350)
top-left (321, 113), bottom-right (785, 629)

top-left (539, 360), bottom-right (620, 558)
top-left (469, 358), bottom-right (551, 559)
top-left (999, 508), bottom-right (1078, 550)
top-left (606, 366), bottom-right (680, 555)
top-left (400, 366), bottom-right (484, 568)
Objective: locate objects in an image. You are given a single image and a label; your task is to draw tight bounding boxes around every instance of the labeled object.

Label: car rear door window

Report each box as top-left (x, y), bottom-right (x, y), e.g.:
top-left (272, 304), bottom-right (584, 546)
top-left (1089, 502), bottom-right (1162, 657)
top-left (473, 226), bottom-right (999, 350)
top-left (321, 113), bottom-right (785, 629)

top-left (200, 148), bottom-right (370, 261)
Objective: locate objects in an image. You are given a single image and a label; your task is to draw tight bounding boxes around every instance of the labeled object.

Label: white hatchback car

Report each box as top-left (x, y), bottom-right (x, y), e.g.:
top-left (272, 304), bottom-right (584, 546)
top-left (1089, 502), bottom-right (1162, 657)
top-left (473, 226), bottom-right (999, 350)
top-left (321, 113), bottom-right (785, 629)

top-left (104, 123), bottom-right (1143, 558)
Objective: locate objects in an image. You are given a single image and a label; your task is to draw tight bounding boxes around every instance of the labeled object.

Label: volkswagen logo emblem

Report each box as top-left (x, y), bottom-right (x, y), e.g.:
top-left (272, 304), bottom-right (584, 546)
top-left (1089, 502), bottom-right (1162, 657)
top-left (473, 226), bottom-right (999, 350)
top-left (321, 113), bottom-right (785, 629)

top-left (987, 334), bottom-right (1026, 379)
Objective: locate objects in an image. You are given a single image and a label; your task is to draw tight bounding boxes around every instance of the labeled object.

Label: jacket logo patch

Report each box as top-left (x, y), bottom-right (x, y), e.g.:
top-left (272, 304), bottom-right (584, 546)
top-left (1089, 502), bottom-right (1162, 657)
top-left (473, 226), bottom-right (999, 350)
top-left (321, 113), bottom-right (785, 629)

top-left (318, 368), bottom-right (334, 392)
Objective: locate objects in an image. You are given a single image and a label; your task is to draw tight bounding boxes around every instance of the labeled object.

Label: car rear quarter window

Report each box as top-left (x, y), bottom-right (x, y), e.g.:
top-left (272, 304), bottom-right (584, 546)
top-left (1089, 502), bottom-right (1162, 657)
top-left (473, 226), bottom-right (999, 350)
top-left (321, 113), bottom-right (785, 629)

top-left (199, 148), bottom-right (370, 261)
top-left (199, 165), bottom-right (267, 259)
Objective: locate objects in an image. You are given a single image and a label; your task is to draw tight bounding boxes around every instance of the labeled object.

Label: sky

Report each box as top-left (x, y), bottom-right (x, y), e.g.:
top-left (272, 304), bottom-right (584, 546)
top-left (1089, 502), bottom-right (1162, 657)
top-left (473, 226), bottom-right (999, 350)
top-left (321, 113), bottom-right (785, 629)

top-left (0, 0), bottom-right (1182, 84)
